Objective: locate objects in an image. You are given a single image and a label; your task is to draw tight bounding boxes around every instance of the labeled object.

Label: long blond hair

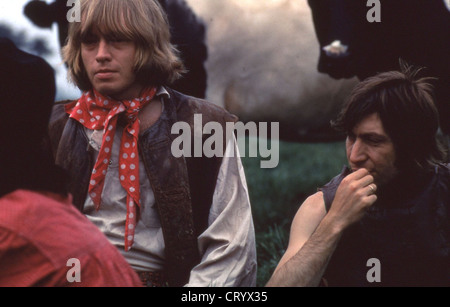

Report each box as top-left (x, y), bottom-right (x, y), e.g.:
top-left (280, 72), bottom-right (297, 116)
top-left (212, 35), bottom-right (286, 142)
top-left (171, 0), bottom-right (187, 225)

top-left (63, 0), bottom-right (185, 91)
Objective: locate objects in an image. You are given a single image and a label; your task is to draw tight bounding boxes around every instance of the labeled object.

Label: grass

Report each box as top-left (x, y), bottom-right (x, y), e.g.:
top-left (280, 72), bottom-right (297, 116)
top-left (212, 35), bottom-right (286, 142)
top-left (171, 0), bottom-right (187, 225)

top-left (239, 137), bottom-right (347, 286)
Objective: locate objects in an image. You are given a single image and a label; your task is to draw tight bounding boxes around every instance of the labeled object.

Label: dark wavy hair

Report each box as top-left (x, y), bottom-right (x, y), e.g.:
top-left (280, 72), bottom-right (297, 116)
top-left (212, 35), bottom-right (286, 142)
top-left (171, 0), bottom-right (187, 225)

top-left (332, 61), bottom-right (446, 171)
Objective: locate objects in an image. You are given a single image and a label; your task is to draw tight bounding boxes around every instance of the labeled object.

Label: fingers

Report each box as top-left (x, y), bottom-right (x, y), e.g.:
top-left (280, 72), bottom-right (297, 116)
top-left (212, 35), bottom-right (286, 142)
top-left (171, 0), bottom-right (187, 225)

top-left (343, 168), bottom-right (376, 192)
top-left (347, 168), bottom-right (370, 180)
top-left (353, 169), bottom-right (377, 196)
top-left (338, 168), bottom-right (378, 211)
top-left (328, 168), bottom-right (380, 229)
top-left (367, 183), bottom-right (377, 195)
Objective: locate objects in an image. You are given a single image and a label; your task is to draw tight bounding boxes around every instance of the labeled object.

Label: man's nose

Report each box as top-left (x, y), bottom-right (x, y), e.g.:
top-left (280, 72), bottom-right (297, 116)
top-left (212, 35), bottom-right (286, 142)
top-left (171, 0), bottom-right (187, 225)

top-left (349, 139), bottom-right (368, 164)
top-left (96, 39), bottom-right (112, 62)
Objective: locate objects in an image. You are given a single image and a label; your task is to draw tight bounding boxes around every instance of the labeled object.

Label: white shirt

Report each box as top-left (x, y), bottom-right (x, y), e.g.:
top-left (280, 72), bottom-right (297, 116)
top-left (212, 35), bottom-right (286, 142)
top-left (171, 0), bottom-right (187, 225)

top-left (82, 90), bottom-right (257, 286)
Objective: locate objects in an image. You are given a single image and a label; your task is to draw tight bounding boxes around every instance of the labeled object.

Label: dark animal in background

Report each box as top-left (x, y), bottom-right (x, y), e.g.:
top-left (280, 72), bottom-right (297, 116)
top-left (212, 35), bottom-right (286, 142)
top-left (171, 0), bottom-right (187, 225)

top-left (307, 0), bottom-right (450, 137)
top-left (24, 0), bottom-right (208, 98)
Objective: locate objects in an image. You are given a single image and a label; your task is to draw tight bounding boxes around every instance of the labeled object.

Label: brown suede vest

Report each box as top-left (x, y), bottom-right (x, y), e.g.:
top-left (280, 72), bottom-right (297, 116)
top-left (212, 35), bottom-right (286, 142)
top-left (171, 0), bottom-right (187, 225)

top-left (48, 88), bottom-right (238, 286)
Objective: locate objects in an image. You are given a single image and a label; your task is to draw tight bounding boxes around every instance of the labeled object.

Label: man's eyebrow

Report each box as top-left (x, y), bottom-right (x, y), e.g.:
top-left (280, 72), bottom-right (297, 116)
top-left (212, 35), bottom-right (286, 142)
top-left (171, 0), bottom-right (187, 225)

top-left (348, 130), bottom-right (389, 140)
top-left (359, 132), bottom-right (390, 141)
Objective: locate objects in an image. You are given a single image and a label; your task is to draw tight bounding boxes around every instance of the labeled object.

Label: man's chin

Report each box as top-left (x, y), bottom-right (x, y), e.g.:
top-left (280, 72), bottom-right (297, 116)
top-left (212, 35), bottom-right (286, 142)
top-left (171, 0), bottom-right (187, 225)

top-left (93, 86), bottom-right (117, 98)
top-left (91, 82), bottom-right (143, 101)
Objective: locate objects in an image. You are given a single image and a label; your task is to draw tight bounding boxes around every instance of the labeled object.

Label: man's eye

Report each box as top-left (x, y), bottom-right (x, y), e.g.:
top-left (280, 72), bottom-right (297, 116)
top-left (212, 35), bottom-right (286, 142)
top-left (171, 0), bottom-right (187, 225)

top-left (82, 36), bottom-right (99, 45)
top-left (367, 138), bottom-right (383, 145)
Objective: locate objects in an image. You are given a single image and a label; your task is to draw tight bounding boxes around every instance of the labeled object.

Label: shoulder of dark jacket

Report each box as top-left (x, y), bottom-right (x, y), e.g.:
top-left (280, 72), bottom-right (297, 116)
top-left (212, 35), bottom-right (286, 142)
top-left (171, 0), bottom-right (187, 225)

top-left (165, 87), bottom-right (239, 124)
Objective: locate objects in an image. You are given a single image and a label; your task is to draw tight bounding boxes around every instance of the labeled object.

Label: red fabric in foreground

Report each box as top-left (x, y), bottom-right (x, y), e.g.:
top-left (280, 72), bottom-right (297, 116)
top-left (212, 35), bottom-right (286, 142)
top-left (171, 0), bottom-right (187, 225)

top-left (0, 190), bottom-right (142, 287)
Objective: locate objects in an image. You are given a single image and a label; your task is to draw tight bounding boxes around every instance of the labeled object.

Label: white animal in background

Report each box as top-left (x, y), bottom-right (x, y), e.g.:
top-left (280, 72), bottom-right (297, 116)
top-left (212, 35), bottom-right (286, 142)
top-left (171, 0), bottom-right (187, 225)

top-left (185, 0), bottom-right (358, 141)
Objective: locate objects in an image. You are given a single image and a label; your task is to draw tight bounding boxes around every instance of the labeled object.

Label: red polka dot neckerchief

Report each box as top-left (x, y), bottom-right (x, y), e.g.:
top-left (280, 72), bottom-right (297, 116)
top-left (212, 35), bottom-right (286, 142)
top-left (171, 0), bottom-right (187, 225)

top-left (65, 87), bottom-right (157, 251)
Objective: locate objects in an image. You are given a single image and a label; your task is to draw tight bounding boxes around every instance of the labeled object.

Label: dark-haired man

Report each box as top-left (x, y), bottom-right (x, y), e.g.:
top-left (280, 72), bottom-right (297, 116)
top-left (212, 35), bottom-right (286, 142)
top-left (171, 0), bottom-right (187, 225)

top-left (267, 65), bottom-right (449, 287)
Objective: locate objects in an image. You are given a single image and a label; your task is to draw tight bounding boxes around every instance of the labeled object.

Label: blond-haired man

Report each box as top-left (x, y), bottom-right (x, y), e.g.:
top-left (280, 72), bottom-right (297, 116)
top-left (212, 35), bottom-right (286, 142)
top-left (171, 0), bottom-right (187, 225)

top-left (49, 0), bottom-right (256, 287)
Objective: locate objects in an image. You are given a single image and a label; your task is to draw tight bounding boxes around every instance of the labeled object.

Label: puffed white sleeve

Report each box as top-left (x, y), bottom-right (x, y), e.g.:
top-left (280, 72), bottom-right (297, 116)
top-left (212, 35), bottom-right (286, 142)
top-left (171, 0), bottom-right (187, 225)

top-left (185, 134), bottom-right (257, 287)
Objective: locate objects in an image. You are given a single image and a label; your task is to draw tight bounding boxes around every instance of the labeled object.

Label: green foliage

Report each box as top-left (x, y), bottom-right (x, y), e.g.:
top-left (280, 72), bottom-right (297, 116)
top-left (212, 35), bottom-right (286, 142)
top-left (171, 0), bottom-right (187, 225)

top-left (255, 224), bottom-right (289, 287)
top-left (240, 138), bottom-right (347, 286)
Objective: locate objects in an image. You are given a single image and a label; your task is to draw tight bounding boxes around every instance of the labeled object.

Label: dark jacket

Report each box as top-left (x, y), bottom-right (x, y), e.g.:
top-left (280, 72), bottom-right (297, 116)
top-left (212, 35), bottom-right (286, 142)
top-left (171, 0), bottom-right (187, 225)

top-left (48, 88), bottom-right (238, 286)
